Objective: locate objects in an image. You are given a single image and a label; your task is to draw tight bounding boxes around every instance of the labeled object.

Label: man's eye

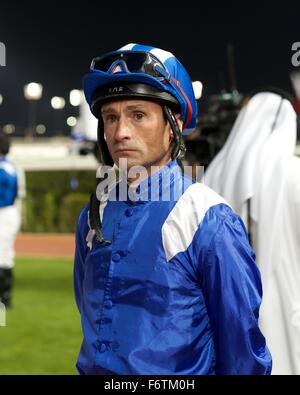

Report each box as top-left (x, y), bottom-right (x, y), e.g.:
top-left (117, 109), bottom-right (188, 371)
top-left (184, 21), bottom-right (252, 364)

top-left (134, 112), bottom-right (144, 120)
top-left (105, 114), bottom-right (117, 123)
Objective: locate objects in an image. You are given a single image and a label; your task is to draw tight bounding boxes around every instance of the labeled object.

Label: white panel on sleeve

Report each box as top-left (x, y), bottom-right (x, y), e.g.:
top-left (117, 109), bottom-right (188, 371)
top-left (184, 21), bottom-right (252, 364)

top-left (162, 183), bottom-right (227, 262)
top-left (0, 162), bottom-right (16, 176)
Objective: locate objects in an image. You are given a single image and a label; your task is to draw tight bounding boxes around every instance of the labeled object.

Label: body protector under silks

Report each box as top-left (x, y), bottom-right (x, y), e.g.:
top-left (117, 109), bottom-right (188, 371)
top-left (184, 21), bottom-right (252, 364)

top-left (82, 43), bottom-right (198, 245)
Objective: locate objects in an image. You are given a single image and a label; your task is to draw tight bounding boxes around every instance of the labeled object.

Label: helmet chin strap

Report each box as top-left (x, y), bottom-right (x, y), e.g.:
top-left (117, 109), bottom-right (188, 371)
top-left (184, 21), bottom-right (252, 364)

top-left (97, 118), bottom-right (114, 166)
top-left (162, 106), bottom-right (186, 161)
top-left (89, 192), bottom-right (112, 245)
top-left (89, 105), bottom-right (186, 245)
top-left (88, 118), bottom-right (113, 245)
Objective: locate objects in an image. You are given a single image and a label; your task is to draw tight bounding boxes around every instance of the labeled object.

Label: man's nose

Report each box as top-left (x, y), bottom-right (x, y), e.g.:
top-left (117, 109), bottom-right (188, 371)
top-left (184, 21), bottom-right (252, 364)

top-left (114, 116), bottom-right (132, 141)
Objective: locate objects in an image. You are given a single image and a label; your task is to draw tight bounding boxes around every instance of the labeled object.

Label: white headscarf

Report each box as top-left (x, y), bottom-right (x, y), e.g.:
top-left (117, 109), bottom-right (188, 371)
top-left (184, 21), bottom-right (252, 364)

top-left (204, 92), bottom-right (297, 285)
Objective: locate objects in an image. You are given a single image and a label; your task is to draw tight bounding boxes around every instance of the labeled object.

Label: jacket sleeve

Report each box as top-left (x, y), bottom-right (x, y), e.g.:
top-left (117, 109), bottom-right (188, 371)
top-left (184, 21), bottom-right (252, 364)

top-left (73, 205), bottom-right (89, 314)
top-left (200, 207), bottom-right (272, 375)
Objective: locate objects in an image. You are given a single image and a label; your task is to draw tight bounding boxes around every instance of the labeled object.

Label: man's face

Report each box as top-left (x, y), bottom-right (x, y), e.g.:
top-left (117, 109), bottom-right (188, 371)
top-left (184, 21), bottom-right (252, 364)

top-left (101, 99), bottom-right (177, 173)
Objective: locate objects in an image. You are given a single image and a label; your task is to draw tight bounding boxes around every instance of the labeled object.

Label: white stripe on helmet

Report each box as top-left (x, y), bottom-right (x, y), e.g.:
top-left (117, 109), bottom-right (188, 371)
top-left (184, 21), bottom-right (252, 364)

top-left (119, 43), bottom-right (136, 50)
top-left (150, 48), bottom-right (173, 63)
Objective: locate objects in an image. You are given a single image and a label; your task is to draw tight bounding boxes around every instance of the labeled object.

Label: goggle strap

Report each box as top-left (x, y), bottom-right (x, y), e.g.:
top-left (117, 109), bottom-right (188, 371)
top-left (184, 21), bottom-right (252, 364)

top-left (156, 65), bottom-right (187, 117)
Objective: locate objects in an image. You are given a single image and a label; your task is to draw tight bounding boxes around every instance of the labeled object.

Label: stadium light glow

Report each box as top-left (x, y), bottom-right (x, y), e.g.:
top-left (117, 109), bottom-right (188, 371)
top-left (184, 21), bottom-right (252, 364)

top-left (67, 116), bottom-right (77, 127)
top-left (51, 96), bottom-right (65, 110)
top-left (192, 81), bottom-right (203, 100)
top-left (69, 89), bottom-right (83, 106)
top-left (24, 82), bottom-right (43, 100)
top-left (36, 124), bottom-right (46, 134)
top-left (3, 124), bottom-right (15, 134)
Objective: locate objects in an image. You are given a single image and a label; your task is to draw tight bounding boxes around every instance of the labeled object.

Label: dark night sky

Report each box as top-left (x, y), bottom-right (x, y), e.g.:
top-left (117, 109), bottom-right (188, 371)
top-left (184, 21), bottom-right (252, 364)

top-left (0, 0), bottom-right (299, 132)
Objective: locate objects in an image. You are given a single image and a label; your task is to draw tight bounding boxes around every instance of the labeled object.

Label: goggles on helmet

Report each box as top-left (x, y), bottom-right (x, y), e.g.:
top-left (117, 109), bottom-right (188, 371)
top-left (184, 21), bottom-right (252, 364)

top-left (90, 51), bottom-right (165, 78)
top-left (89, 50), bottom-right (187, 109)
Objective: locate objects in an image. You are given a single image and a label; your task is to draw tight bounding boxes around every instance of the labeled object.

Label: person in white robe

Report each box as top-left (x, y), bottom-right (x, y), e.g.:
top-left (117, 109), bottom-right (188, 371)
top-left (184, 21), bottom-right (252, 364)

top-left (203, 89), bottom-right (300, 375)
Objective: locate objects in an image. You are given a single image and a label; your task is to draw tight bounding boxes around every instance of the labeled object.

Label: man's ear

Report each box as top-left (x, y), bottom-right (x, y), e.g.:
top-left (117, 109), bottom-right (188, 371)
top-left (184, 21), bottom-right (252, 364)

top-left (175, 114), bottom-right (183, 132)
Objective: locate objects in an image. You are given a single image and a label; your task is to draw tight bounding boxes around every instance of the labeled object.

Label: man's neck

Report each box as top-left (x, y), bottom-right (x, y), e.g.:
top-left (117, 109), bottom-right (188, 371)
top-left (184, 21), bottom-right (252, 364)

top-left (126, 158), bottom-right (172, 187)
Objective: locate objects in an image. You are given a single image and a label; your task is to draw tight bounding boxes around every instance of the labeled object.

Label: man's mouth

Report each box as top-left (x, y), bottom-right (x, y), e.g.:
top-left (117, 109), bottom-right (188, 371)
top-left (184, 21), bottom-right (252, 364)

top-left (115, 149), bottom-right (136, 153)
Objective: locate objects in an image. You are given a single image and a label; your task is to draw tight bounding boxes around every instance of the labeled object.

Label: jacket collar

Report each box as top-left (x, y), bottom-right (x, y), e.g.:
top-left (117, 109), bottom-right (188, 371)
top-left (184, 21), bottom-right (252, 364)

top-left (126, 159), bottom-right (182, 203)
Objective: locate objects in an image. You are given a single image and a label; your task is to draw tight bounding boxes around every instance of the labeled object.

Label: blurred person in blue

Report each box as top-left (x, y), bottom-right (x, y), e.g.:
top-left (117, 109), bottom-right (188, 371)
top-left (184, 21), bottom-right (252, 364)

top-left (0, 133), bottom-right (20, 308)
top-left (73, 43), bottom-right (272, 375)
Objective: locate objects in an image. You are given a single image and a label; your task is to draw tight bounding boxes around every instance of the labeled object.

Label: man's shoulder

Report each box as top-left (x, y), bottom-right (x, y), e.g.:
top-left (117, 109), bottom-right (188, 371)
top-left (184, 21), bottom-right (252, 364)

top-left (174, 180), bottom-right (232, 220)
top-left (183, 182), bottom-right (246, 234)
top-left (162, 182), bottom-right (236, 261)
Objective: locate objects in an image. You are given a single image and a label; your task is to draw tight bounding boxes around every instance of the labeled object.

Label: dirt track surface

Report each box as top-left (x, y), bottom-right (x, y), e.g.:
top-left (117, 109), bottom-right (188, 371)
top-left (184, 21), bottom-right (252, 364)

top-left (15, 233), bottom-right (75, 258)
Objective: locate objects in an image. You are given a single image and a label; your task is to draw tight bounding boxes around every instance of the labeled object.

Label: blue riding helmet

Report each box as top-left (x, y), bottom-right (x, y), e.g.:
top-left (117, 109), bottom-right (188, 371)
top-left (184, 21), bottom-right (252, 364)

top-left (83, 43), bottom-right (198, 136)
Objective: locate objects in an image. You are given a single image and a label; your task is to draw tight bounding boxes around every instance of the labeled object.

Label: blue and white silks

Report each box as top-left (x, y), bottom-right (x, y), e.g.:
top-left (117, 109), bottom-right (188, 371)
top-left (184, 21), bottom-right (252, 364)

top-left (74, 159), bottom-right (272, 375)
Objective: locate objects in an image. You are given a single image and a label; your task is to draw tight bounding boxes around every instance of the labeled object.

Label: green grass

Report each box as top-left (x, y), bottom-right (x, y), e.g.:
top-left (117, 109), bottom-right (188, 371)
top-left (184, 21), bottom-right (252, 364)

top-left (0, 257), bottom-right (82, 375)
